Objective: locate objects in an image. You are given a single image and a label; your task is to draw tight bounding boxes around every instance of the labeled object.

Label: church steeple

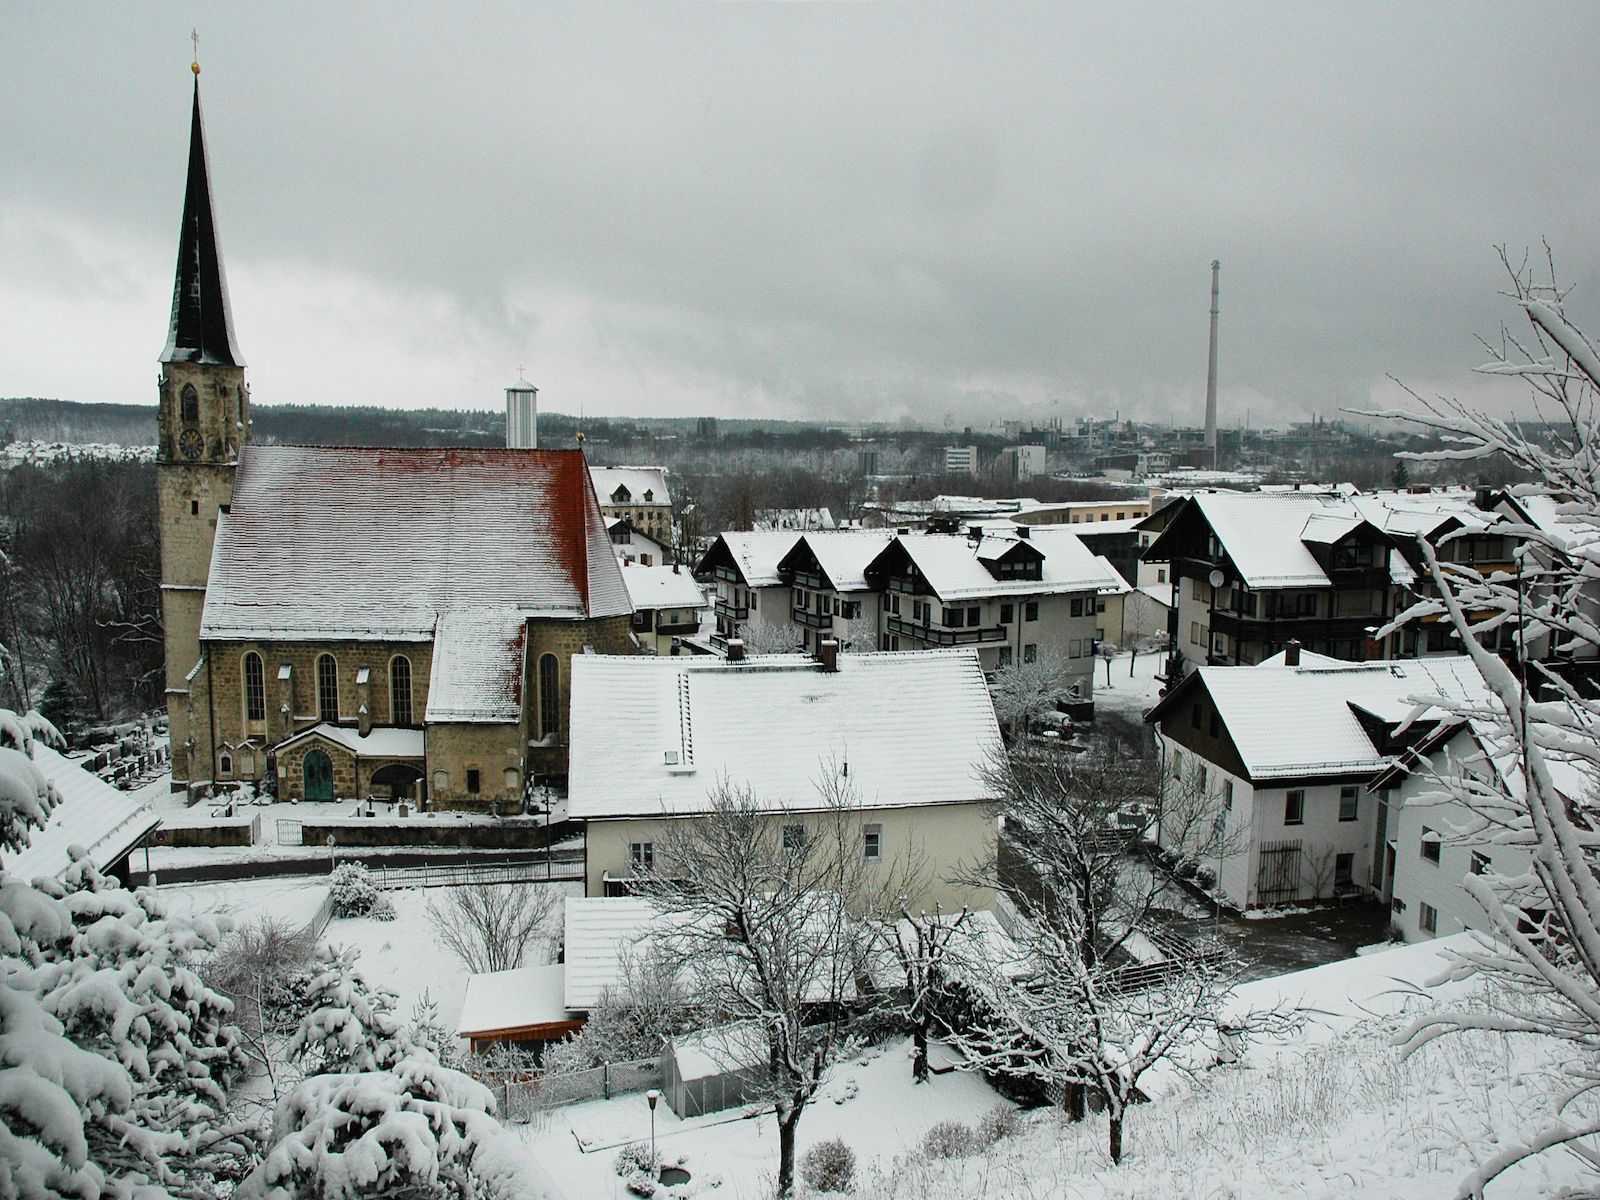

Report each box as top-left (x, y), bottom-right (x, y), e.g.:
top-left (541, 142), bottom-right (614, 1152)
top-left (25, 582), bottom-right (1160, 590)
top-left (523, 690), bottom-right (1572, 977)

top-left (161, 69), bottom-right (243, 366)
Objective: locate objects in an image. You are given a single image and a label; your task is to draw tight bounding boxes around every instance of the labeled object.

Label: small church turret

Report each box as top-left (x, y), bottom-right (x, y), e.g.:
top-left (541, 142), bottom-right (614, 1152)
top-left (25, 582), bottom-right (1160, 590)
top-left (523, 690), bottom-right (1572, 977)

top-left (158, 54), bottom-right (249, 792)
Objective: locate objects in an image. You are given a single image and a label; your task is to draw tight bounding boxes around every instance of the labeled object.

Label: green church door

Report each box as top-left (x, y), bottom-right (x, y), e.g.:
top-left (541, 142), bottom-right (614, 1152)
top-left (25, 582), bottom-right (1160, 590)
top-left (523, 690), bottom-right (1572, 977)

top-left (303, 749), bottom-right (334, 802)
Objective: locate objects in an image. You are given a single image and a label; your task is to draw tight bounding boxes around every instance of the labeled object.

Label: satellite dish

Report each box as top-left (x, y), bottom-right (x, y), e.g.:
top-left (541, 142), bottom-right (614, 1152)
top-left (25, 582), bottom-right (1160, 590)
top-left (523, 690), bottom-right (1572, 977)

top-left (1208, 569), bottom-right (1225, 589)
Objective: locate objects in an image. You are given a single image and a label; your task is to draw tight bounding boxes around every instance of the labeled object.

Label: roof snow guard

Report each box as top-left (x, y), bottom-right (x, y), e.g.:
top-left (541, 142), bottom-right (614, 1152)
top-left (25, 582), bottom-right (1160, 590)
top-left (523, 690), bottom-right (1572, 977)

top-left (199, 446), bottom-right (631, 641)
top-left (161, 77), bottom-right (242, 367)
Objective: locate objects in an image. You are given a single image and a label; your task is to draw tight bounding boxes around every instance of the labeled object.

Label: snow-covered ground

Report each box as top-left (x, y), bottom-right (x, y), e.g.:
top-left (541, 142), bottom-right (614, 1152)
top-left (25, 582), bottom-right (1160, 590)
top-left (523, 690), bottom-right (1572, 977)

top-left (1090, 647), bottom-right (1169, 720)
top-left (519, 1037), bottom-right (1009, 1200)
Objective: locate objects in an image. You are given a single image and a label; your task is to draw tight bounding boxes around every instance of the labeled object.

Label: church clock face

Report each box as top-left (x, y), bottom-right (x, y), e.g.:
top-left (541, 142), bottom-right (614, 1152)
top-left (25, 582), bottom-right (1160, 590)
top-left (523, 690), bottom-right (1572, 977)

top-left (179, 428), bottom-right (204, 460)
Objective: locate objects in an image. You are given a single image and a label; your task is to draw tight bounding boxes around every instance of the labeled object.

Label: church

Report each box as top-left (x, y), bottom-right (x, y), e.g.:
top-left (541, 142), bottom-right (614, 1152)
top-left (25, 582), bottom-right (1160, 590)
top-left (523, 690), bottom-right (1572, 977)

top-left (158, 69), bottom-right (636, 809)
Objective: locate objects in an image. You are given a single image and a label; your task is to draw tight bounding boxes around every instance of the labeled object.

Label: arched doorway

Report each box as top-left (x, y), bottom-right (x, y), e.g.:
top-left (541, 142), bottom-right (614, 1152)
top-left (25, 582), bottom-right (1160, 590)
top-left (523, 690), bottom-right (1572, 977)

top-left (370, 762), bottom-right (424, 803)
top-left (303, 749), bottom-right (334, 802)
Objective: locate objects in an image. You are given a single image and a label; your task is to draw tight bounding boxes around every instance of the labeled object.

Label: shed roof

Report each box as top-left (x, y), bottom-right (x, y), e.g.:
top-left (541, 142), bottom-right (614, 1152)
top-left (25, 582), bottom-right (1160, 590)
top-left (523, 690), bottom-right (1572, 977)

top-left (200, 446), bottom-right (629, 641)
top-left (457, 963), bottom-right (572, 1038)
top-left (563, 896), bottom-right (696, 1010)
top-left (4, 745), bottom-right (160, 882)
top-left (425, 608), bottom-right (526, 723)
top-left (567, 649), bottom-right (1002, 820)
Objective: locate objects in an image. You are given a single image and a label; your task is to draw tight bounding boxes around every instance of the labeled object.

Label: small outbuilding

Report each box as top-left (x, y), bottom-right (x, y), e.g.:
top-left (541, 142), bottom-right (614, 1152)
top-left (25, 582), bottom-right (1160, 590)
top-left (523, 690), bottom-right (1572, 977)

top-left (457, 963), bottom-right (583, 1057)
top-left (660, 1022), bottom-right (770, 1118)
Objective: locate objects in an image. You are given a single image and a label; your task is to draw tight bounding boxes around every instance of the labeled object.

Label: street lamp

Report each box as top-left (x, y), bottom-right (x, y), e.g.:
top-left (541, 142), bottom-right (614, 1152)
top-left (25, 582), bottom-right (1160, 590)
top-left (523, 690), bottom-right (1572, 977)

top-left (646, 1088), bottom-right (660, 1172)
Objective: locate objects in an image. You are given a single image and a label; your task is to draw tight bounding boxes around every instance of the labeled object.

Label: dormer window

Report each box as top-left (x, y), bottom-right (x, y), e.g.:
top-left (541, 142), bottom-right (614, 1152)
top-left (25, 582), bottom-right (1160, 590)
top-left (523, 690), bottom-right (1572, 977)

top-left (612, 485), bottom-right (632, 503)
top-left (643, 489), bottom-right (654, 502)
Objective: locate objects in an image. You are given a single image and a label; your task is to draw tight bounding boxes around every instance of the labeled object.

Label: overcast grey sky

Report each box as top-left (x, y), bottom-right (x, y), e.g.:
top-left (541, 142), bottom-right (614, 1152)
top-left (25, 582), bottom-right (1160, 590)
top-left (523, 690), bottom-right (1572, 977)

top-left (3, 3), bottom-right (1597, 429)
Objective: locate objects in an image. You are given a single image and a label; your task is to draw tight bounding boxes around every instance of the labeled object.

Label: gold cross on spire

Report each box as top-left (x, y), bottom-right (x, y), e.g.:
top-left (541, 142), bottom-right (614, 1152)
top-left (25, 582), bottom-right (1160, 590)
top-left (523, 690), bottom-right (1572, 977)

top-left (517, 364), bottom-right (526, 380)
top-left (191, 28), bottom-right (201, 74)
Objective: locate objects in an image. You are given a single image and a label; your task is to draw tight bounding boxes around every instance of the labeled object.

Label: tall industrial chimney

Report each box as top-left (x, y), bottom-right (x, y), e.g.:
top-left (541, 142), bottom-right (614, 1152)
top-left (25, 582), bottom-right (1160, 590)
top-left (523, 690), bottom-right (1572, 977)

top-left (506, 374), bottom-right (539, 449)
top-left (1204, 259), bottom-right (1220, 469)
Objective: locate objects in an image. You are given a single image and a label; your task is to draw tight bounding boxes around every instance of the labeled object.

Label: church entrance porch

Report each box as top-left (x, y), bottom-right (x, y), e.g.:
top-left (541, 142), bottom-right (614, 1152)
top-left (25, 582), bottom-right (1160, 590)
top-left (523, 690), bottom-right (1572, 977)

top-left (370, 762), bottom-right (425, 803)
top-left (274, 723), bottom-right (426, 804)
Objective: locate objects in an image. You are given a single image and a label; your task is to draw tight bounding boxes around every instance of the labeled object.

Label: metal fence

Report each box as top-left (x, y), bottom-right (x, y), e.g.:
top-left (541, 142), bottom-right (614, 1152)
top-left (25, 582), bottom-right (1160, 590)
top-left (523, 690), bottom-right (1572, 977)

top-left (303, 890), bottom-right (334, 941)
top-left (250, 812), bottom-right (264, 846)
top-left (373, 856), bottom-right (582, 891)
top-left (277, 819), bottom-right (304, 847)
top-left (496, 1057), bottom-right (661, 1123)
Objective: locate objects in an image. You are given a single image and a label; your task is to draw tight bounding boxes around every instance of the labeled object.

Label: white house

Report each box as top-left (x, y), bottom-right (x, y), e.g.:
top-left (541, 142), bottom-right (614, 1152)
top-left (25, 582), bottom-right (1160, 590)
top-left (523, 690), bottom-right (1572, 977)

top-left (774, 531), bottom-right (895, 654)
top-left (618, 563), bottom-right (709, 656)
top-left (566, 647), bottom-right (1003, 912)
top-left (695, 531), bottom-right (806, 652)
top-left (1146, 651), bottom-right (1490, 909)
top-left (590, 466), bottom-right (673, 546)
top-left (608, 517), bottom-right (672, 567)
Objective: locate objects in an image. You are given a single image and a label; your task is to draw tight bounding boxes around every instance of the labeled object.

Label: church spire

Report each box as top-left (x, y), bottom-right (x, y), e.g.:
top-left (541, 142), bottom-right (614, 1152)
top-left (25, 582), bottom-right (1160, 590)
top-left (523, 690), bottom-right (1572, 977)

top-left (161, 66), bottom-right (243, 366)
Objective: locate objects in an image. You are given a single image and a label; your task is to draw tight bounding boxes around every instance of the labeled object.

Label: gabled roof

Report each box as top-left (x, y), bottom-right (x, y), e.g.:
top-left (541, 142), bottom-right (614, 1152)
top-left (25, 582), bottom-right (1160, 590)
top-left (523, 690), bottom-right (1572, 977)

top-left (4, 745), bottom-right (160, 882)
top-left (779, 531), bottom-right (896, 593)
top-left (425, 608), bottom-right (526, 724)
top-left (275, 723), bottom-right (426, 758)
top-left (1148, 656), bottom-right (1490, 781)
top-left (620, 564), bottom-right (708, 612)
top-left (162, 78), bottom-right (242, 367)
top-left (200, 446), bottom-right (630, 640)
top-left (697, 531), bottom-right (804, 588)
top-left (563, 896), bottom-right (697, 1010)
top-left (590, 466), bottom-right (671, 506)
top-left (457, 964), bottom-right (572, 1038)
top-left (868, 530), bottom-right (1121, 601)
top-left (567, 649), bottom-right (1002, 820)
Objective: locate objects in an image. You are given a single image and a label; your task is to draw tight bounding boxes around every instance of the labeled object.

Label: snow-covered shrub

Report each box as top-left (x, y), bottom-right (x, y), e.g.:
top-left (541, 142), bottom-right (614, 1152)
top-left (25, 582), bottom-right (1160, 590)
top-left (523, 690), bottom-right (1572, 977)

top-left (624, 1171), bottom-right (659, 1197)
top-left (614, 1139), bottom-right (659, 1177)
top-left (919, 1119), bottom-right (978, 1159)
top-left (329, 861), bottom-right (394, 919)
top-left (802, 1136), bottom-right (856, 1192)
top-left (974, 1104), bottom-right (1022, 1146)
top-left (288, 943), bottom-right (408, 1074)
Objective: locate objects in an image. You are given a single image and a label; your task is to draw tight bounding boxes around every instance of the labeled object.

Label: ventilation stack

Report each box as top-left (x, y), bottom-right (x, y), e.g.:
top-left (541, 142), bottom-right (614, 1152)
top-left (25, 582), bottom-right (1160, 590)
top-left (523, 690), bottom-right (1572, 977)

top-left (1204, 259), bottom-right (1220, 469)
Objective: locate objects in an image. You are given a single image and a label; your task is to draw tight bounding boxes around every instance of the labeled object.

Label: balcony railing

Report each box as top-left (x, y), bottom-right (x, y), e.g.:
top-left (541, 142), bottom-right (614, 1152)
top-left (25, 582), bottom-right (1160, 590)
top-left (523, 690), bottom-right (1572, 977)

top-left (886, 616), bottom-right (1007, 646)
top-left (1210, 611), bottom-right (1380, 642)
top-left (793, 607), bottom-right (833, 630)
top-left (714, 598), bottom-right (748, 621)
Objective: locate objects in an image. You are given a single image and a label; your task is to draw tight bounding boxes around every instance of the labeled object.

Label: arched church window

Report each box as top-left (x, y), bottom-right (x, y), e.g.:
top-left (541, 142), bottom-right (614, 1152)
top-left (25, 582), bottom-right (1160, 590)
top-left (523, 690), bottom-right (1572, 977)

top-left (180, 383), bottom-right (199, 423)
top-left (243, 653), bottom-right (265, 722)
top-left (317, 654), bottom-right (339, 724)
top-left (219, 753), bottom-right (233, 777)
top-left (390, 655), bottom-right (413, 725)
top-left (538, 654), bottom-right (559, 739)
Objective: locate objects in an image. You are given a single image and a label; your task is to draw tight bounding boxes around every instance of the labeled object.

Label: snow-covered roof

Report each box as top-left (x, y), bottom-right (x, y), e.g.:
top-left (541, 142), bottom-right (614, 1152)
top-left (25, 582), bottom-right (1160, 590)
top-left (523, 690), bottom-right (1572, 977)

top-left (1155, 656), bottom-right (1491, 780)
top-left (590, 466), bottom-right (671, 507)
top-left (201, 446), bottom-right (630, 640)
top-left (668, 1021), bottom-right (768, 1081)
top-left (1135, 584), bottom-right (1174, 608)
top-left (4, 745), bottom-right (160, 882)
top-left (788, 531), bottom-right (896, 592)
top-left (563, 896), bottom-right (697, 1010)
top-left (881, 530), bottom-right (1122, 601)
top-left (1089, 555), bottom-right (1131, 595)
top-left (702, 531), bottom-right (804, 588)
top-left (620, 565), bottom-right (708, 613)
top-left (457, 963), bottom-right (572, 1037)
top-left (1063, 517), bottom-right (1147, 536)
top-left (424, 608), bottom-right (526, 724)
top-left (567, 649), bottom-right (1002, 820)
top-left (275, 723), bottom-right (426, 759)
top-left (1187, 493), bottom-right (1351, 588)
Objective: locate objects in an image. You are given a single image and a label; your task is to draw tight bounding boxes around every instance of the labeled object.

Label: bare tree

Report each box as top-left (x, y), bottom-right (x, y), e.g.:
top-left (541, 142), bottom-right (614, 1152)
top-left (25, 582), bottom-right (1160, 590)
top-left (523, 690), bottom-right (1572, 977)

top-left (428, 881), bottom-right (560, 975)
top-left (635, 771), bottom-right (886, 1196)
top-left (882, 903), bottom-right (973, 1083)
top-left (204, 915), bottom-right (317, 1111)
top-left (942, 737), bottom-right (1258, 1163)
top-left (539, 945), bottom-right (700, 1074)
top-left (1372, 250), bottom-right (1600, 1196)
top-left (989, 647), bottom-right (1083, 741)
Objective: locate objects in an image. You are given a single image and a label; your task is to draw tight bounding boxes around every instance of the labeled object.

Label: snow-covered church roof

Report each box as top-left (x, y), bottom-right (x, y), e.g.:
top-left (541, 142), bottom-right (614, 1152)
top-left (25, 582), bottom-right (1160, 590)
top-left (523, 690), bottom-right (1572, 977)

top-left (199, 446), bottom-right (630, 641)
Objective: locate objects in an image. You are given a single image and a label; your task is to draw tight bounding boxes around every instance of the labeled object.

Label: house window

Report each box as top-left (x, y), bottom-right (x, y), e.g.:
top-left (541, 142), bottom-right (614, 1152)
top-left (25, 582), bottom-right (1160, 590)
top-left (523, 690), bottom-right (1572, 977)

top-left (1470, 851), bottom-right (1490, 876)
top-left (782, 824), bottom-right (806, 854)
top-left (630, 841), bottom-right (655, 872)
top-left (1208, 710), bottom-right (1220, 737)
top-left (1421, 828), bottom-right (1441, 864)
top-left (316, 654), bottom-right (339, 723)
top-left (465, 768), bottom-right (481, 794)
top-left (1191, 703), bottom-right (1202, 729)
top-left (943, 607), bottom-right (963, 627)
top-left (243, 652), bottom-right (266, 722)
top-left (862, 823), bottom-right (883, 862)
top-left (1157, 568), bottom-right (1167, 583)
top-left (1418, 902), bottom-right (1438, 935)
top-left (1191, 621), bottom-right (1203, 645)
top-left (967, 605), bottom-right (980, 626)
top-left (1284, 790), bottom-right (1305, 826)
top-left (997, 647), bottom-right (1012, 668)
top-left (1000, 603), bottom-right (1014, 623)
top-left (390, 656), bottom-right (413, 725)
top-left (1069, 638), bottom-right (1082, 658)
top-left (1335, 853), bottom-right (1354, 888)
top-left (1024, 644), bottom-right (1037, 663)
top-left (538, 654), bottom-right (560, 739)
top-left (1071, 598), bottom-right (1085, 617)
top-left (1222, 780), bottom-right (1234, 811)
top-left (1024, 601), bottom-right (1039, 621)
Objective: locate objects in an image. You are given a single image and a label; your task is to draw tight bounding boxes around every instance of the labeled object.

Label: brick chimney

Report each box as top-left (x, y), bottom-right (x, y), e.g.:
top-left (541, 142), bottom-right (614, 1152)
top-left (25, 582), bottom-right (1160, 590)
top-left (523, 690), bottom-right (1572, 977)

top-left (818, 638), bottom-right (839, 672)
top-left (1284, 639), bottom-right (1301, 667)
top-left (726, 638), bottom-right (746, 663)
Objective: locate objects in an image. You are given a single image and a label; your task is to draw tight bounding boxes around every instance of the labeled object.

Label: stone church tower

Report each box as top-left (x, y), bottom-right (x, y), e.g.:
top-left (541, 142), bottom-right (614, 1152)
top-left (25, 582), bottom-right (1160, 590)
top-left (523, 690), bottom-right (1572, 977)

top-left (157, 66), bottom-right (249, 791)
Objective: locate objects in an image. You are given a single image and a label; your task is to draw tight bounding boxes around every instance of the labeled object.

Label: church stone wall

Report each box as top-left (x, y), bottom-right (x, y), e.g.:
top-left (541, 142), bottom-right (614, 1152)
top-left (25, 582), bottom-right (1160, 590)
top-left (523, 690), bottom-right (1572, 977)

top-left (426, 722), bottom-right (525, 812)
top-left (524, 615), bottom-right (636, 778)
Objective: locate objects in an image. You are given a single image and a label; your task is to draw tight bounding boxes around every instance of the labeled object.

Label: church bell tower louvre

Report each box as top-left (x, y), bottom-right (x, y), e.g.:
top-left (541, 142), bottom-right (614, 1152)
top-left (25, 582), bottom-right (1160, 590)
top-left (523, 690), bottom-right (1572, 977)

top-left (157, 55), bottom-right (250, 791)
